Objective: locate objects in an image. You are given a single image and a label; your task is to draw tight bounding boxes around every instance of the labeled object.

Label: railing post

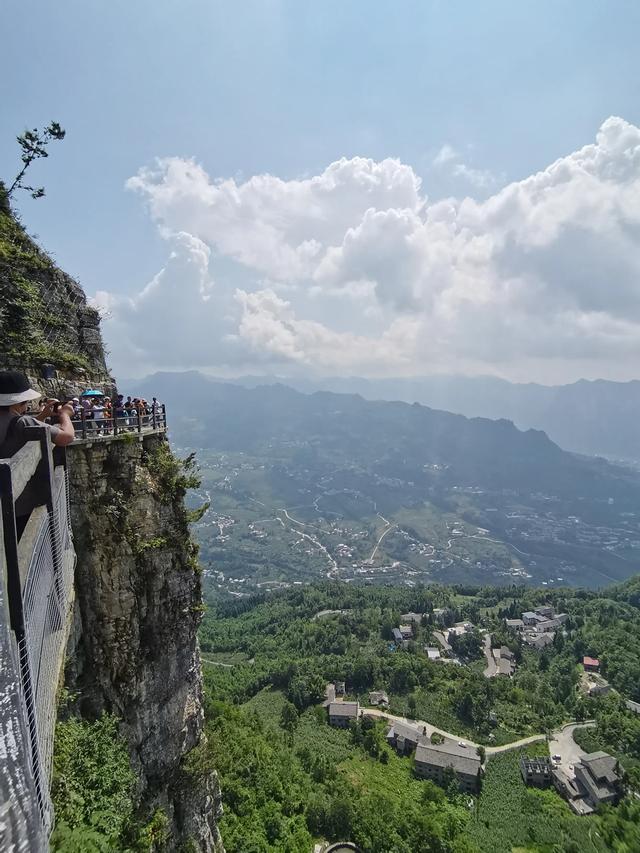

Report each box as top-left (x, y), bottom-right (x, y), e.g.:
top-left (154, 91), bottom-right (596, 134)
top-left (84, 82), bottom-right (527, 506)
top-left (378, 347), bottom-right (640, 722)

top-left (0, 463), bottom-right (24, 636)
top-left (24, 428), bottom-right (64, 611)
top-left (137, 408), bottom-right (143, 433)
top-left (81, 408), bottom-right (87, 440)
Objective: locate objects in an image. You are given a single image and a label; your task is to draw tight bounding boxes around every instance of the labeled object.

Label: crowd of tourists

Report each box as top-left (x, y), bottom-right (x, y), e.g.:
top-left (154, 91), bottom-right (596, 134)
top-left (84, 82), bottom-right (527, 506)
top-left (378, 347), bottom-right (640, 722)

top-left (70, 393), bottom-right (164, 435)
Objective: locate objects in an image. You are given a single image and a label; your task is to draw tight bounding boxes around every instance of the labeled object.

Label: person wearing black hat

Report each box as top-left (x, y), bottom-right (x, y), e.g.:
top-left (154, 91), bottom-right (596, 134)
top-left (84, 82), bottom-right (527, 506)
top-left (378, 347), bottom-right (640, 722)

top-left (0, 371), bottom-right (76, 458)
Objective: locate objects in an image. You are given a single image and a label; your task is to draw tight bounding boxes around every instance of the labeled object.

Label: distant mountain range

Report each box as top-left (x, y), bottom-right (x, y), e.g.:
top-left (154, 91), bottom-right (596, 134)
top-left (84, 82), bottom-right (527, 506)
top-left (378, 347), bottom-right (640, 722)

top-left (126, 370), bottom-right (640, 461)
top-left (128, 371), bottom-right (640, 510)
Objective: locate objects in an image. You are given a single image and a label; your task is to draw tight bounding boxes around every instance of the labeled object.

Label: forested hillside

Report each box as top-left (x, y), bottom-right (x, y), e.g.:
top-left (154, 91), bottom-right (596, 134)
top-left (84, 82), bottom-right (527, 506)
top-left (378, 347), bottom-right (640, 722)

top-left (195, 578), bottom-right (640, 851)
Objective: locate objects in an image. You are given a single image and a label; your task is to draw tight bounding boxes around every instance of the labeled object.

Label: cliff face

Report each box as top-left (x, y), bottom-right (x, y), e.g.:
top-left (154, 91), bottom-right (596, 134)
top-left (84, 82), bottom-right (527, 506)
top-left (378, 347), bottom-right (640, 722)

top-left (0, 197), bottom-right (222, 850)
top-left (66, 433), bottom-right (223, 851)
top-left (0, 190), bottom-right (110, 386)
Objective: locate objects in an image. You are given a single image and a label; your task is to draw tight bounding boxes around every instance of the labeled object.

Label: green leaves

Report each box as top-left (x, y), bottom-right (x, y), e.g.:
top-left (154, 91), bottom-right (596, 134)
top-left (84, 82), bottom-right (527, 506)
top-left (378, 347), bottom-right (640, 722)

top-left (7, 121), bottom-right (66, 199)
top-left (50, 714), bottom-right (136, 850)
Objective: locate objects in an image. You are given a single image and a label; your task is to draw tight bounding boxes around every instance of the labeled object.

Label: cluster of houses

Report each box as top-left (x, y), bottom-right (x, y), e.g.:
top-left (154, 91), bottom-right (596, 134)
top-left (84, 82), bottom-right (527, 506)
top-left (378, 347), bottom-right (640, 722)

top-left (325, 675), bottom-right (624, 812)
top-left (326, 685), bottom-right (482, 793)
top-left (505, 604), bottom-right (568, 649)
top-left (521, 750), bottom-right (621, 815)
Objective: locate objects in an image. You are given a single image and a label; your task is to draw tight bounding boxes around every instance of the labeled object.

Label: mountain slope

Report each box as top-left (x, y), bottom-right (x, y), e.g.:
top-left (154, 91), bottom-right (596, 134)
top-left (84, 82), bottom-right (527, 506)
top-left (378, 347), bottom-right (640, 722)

top-left (132, 371), bottom-right (640, 508)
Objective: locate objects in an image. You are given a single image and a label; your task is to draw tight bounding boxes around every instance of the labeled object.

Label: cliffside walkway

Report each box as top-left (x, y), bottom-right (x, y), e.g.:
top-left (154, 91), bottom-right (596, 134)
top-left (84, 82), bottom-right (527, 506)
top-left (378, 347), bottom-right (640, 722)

top-left (0, 411), bottom-right (169, 850)
top-left (71, 403), bottom-right (167, 442)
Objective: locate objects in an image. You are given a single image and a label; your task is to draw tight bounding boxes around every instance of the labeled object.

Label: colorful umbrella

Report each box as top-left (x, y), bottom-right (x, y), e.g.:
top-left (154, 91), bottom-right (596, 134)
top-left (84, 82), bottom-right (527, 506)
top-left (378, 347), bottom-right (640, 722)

top-left (80, 389), bottom-right (105, 397)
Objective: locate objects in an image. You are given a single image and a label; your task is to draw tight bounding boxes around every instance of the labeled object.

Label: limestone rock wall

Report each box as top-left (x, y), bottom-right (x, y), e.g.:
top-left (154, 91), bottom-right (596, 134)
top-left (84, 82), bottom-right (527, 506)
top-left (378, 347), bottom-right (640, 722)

top-left (66, 433), bottom-right (223, 852)
top-left (0, 191), bottom-right (111, 385)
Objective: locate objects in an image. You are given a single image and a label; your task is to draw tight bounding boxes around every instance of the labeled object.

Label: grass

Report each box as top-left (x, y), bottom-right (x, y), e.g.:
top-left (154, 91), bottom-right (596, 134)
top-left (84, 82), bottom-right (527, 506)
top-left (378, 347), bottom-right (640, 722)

top-left (243, 687), bottom-right (289, 727)
top-left (337, 748), bottom-right (424, 810)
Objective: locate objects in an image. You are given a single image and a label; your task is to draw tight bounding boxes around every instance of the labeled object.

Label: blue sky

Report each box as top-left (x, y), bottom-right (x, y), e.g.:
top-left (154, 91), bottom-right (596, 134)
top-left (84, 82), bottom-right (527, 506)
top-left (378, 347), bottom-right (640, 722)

top-left (3, 1), bottom-right (640, 381)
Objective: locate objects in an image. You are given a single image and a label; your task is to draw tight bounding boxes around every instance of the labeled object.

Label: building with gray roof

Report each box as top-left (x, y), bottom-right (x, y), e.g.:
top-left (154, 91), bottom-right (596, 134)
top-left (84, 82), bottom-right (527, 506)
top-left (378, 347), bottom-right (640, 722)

top-left (414, 741), bottom-right (482, 793)
top-left (400, 612), bottom-right (423, 624)
top-left (328, 701), bottom-right (359, 728)
top-left (574, 752), bottom-right (620, 808)
top-left (386, 721), bottom-right (428, 755)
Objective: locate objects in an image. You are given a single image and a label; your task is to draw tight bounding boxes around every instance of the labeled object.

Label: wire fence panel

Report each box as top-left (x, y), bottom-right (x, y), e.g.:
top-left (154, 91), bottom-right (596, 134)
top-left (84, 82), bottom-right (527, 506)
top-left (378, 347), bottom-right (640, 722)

top-left (17, 465), bottom-right (76, 838)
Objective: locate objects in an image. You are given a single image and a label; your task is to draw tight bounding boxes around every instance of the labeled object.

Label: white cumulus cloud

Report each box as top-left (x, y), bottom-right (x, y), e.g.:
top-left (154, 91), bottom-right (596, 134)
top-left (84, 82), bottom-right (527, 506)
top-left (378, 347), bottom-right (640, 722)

top-left (96, 117), bottom-right (640, 382)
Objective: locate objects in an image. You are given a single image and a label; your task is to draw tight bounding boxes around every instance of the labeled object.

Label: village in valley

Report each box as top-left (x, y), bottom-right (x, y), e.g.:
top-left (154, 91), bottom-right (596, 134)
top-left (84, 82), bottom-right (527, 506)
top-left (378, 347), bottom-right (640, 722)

top-left (186, 449), bottom-right (640, 599)
top-left (320, 603), bottom-right (628, 817)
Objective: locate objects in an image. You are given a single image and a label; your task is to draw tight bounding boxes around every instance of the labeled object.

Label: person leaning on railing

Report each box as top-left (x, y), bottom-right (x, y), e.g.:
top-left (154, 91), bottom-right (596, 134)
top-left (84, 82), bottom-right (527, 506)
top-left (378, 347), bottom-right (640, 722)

top-left (0, 372), bottom-right (75, 537)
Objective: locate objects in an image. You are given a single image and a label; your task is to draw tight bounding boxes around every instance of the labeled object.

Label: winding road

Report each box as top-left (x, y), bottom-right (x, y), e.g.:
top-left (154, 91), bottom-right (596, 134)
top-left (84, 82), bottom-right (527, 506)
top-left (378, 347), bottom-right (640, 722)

top-left (548, 721), bottom-right (596, 771)
top-left (277, 507), bottom-right (339, 576)
top-left (360, 707), bottom-right (591, 757)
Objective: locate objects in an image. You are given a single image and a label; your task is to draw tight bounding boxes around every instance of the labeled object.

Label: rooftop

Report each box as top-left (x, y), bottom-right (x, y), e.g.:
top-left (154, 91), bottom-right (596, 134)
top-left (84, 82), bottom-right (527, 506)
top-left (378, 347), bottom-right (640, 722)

top-left (387, 720), bottom-right (427, 744)
top-left (328, 701), bottom-right (359, 717)
top-left (400, 612), bottom-right (423, 623)
top-left (415, 741), bottom-right (481, 776)
top-left (580, 751), bottom-right (619, 784)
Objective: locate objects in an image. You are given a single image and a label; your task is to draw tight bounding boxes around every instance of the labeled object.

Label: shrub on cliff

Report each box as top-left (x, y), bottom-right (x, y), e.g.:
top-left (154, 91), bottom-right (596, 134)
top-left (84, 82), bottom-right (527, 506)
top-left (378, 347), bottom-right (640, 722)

top-left (51, 713), bottom-right (135, 848)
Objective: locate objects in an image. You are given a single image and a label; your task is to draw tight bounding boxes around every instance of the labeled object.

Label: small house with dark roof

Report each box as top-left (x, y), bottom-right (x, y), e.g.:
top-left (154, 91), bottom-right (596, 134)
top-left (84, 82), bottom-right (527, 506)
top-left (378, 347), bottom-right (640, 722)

top-left (328, 701), bottom-right (359, 728)
top-left (414, 741), bottom-right (482, 793)
top-left (522, 611), bottom-right (546, 626)
top-left (386, 720), bottom-right (428, 755)
top-left (368, 690), bottom-right (389, 706)
top-left (535, 605), bottom-right (554, 618)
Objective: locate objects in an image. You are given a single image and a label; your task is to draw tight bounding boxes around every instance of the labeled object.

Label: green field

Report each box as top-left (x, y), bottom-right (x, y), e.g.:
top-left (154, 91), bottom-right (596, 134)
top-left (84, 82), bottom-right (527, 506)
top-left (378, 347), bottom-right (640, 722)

top-left (466, 747), bottom-right (606, 852)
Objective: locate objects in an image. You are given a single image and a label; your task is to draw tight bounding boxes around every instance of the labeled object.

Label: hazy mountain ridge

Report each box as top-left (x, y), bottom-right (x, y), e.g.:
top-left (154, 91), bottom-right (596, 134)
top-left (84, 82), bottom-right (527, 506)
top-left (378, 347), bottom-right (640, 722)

top-left (130, 371), bottom-right (640, 507)
top-left (126, 370), bottom-right (640, 460)
top-left (241, 374), bottom-right (640, 461)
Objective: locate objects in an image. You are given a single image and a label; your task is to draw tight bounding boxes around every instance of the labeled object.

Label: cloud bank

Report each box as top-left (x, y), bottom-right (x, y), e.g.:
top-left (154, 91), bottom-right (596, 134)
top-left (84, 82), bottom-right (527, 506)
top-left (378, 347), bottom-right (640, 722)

top-left (95, 117), bottom-right (640, 382)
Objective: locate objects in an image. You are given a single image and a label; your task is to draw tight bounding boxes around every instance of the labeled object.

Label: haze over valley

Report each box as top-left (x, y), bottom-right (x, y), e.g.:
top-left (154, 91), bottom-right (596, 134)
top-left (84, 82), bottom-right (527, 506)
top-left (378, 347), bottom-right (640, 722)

top-left (129, 373), bottom-right (640, 596)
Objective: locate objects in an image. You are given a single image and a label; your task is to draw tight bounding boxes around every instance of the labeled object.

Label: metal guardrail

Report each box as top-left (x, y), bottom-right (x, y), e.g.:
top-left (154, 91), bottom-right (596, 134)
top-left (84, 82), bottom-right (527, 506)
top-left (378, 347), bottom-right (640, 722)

top-left (0, 427), bottom-right (76, 849)
top-left (71, 403), bottom-right (167, 441)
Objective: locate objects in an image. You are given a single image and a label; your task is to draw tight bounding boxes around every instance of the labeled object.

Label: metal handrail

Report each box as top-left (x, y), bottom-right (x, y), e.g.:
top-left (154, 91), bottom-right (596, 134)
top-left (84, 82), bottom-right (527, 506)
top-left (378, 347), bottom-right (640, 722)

top-left (0, 428), bottom-right (76, 846)
top-left (71, 403), bottom-right (167, 441)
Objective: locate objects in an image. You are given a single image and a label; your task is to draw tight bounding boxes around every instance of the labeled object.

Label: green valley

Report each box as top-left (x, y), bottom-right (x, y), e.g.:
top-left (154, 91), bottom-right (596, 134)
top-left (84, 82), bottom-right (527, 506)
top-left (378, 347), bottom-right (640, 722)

top-left (197, 578), bottom-right (640, 852)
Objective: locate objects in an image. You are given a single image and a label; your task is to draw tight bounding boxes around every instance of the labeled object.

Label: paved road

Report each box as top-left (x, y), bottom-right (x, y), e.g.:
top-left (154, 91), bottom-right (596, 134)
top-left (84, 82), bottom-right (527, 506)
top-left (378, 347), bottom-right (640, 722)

top-left (361, 707), bottom-right (548, 755)
top-left (367, 517), bottom-right (395, 563)
top-left (482, 633), bottom-right (497, 678)
top-left (278, 507), bottom-right (339, 575)
top-left (548, 721), bottom-right (595, 772)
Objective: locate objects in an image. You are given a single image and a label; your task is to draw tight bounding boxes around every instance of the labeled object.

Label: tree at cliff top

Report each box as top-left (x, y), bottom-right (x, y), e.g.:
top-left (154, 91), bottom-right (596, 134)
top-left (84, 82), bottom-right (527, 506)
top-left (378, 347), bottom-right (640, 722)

top-left (0, 183), bottom-right (108, 377)
top-left (6, 121), bottom-right (66, 200)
